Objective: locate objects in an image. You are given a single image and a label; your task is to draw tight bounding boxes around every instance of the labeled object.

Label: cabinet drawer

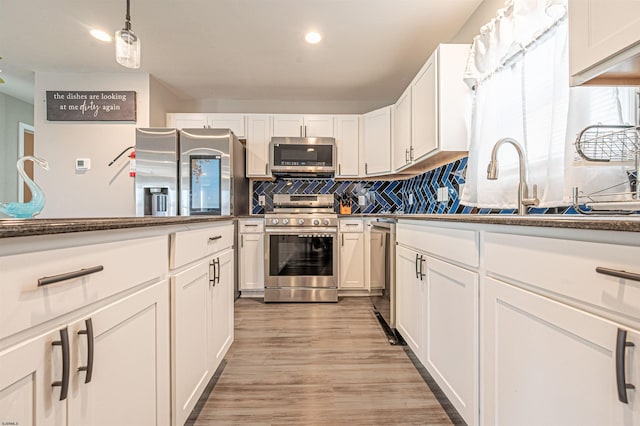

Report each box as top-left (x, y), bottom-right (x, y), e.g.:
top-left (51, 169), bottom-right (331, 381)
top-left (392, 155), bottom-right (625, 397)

top-left (397, 222), bottom-right (479, 267)
top-left (170, 224), bottom-right (234, 269)
top-left (339, 219), bottom-right (363, 233)
top-left (238, 219), bottom-right (264, 233)
top-left (485, 233), bottom-right (640, 321)
top-left (0, 235), bottom-right (167, 340)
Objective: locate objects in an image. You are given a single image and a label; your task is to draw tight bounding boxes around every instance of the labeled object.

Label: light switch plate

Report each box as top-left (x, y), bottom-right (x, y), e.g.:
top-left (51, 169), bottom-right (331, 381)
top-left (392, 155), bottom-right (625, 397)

top-left (437, 187), bottom-right (449, 203)
top-left (258, 195), bottom-right (266, 206)
top-left (408, 194), bottom-right (414, 205)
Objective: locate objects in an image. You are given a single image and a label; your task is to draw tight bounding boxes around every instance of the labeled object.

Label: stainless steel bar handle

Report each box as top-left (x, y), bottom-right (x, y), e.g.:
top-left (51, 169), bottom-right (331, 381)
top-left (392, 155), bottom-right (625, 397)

top-left (365, 163), bottom-right (368, 175)
top-left (209, 235), bottom-right (222, 241)
top-left (52, 327), bottom-right (70, 401)
top-left (415, 253), bottom-right (420, 279)
top-left (240, 235), bottom-right (244, 248)
top-left (410, 146), bottom-right (414, 161)
top-left (418, 255), bottom-right (426, 280)
top-left (77, 318), bottom-right (94, 384)
top-left (338, 164), bottom-right (341, 175)
top-left (244, 224), bottom-right (258, 227)
top-left (341, 234), bottom-right (344, 246)
top-left (597, 267), bottom-right (640, 283)
top-left (38, 265), bottom-right (104, 287)
top-left (304, 125), bottom-right (307, 137)
top-left (405, 149), bottom-right (410, 163)
top-left (215, 258), bottom-right (221, 284)
top-left (209, 258), bottom-right (216, 286)
top-left (300, 125), bottom-right (303, 137)
top-left (265, 163), bottom-right (269, 175)
top-left (616, 328), bottom-right (636, 404)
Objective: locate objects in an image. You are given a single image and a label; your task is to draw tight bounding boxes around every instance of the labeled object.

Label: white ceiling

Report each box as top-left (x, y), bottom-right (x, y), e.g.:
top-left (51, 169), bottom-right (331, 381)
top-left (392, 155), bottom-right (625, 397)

top-left (0, 0), bottom-right (483, 110)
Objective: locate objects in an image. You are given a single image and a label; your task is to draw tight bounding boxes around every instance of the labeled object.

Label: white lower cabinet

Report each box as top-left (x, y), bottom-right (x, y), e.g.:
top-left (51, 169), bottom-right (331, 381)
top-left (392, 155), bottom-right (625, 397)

top-left (170, 223), bottom-right (235, 426)
top-left (423, 257), bottom-right (477, 425)
top-left (483, 276), bottom-right (640, 426)
top-left (172, 261), bottom-right (211, 426)
top-left (238, 219), bottom-right (265, 293)
top-left (0, 280), bottom-right (170, 426)
top-left (395, 245), bottom-right (424, 355)
top-left (339, 232), bottom-right (365, 289)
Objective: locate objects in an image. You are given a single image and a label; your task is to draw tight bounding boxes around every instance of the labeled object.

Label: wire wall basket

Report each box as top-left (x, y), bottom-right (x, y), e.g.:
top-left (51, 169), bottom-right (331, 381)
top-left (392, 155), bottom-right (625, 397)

top-left (572, 124), bottom-right (640, 214)
top-left (575, 124), bottom-right (639, 163)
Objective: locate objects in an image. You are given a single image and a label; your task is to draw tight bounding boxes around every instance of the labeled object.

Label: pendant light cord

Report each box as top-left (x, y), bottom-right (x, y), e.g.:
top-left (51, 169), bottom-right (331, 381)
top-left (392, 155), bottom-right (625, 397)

top-left (124, 0), bottom-right (131, 31)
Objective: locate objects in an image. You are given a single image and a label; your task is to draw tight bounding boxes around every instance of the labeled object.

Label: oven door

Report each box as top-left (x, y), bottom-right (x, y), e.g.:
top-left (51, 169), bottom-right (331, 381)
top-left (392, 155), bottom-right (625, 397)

top-left (265, 228), bottom-right (337, 288)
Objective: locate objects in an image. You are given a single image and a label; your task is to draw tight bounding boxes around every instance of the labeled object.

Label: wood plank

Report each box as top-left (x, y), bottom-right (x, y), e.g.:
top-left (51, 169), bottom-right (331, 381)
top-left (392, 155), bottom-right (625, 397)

top-left (189, 297), bottom-right (455, 425)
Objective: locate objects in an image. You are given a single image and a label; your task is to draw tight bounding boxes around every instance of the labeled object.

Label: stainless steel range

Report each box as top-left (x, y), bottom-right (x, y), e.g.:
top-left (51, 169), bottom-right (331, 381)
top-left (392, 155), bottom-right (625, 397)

top-left (264, 194), bottom-right (338, 302)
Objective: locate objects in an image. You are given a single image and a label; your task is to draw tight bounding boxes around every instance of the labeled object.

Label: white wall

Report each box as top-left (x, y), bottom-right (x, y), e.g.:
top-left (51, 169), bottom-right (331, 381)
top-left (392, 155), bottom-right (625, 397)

top-left (450, 0), bottom-right (506, 44)
top-left (0, 92), bottom-right (34, 202)
top-left (149, 76), bottom-right (193, 126)
top-left (34, 72), bottom-right (150, 218)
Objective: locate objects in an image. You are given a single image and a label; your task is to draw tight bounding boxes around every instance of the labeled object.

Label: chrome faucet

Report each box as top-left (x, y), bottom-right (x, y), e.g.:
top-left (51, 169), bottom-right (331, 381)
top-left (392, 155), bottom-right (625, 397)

top-left (486, 137), bottom-right (539, 215)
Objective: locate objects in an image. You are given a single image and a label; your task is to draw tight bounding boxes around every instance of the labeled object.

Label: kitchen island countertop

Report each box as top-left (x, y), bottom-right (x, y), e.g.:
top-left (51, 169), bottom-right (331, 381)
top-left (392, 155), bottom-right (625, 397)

top-left (0, 216), bottom-right (234, 238)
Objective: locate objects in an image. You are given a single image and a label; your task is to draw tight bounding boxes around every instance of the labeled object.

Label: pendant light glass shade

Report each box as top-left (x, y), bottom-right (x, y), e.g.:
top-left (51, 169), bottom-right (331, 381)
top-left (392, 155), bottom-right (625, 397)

top-left (115, 28), bottom-right (140, 68)
top-left (115, 0), bottom-right (140, 69)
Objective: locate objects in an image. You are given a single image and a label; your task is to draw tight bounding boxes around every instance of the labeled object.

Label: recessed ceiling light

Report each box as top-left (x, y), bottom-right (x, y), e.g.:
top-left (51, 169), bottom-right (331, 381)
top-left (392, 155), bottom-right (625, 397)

top-left (305, 32), bottom-right (322, 44)
top-left (90, 29), bottom-right (112, 42)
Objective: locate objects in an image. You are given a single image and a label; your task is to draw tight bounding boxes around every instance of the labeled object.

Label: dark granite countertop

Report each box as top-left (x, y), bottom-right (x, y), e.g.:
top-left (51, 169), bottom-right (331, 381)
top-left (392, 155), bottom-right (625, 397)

top-left (0, 216), bottom-right (235, 238)
top-left (2, 213), bottom-right (639, 239)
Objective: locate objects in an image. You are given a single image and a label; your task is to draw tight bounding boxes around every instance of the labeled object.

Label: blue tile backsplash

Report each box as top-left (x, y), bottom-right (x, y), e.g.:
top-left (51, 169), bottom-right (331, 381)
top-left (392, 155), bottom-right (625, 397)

top-left (251, 157), bottom-right (631, 215)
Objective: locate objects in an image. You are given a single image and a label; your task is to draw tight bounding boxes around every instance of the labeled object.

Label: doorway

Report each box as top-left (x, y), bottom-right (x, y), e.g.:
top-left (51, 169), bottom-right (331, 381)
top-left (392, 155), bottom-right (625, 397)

top-left (18, 122), bottom-right (34, 202)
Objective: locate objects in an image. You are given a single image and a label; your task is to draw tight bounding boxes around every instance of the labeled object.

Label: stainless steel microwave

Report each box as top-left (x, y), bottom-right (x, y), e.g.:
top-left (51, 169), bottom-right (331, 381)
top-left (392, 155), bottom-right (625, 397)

top-left (269, 137), bottom-right (336, 177)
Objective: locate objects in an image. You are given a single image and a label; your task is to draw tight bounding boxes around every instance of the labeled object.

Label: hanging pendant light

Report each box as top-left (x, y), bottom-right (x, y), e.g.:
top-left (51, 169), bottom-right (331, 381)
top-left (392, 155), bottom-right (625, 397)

top-left (115, 0), bottom-right (140, 69)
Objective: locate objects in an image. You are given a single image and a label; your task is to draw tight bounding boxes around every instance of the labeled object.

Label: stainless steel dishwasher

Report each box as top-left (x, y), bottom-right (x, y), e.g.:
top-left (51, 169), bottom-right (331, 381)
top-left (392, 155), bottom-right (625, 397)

top-left (369, 219), bottom-right (403, 344)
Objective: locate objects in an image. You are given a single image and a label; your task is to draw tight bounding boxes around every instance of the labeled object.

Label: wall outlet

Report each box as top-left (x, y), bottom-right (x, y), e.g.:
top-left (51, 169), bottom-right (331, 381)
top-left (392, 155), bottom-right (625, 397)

top-left (358, 195), bottom-right (366, 206)
top-left (258, 195), bottom-right (266, 206)
top-left (408, 193), bottom-right (414, 205)
top-left (437, 187), bottom-right (449, 203)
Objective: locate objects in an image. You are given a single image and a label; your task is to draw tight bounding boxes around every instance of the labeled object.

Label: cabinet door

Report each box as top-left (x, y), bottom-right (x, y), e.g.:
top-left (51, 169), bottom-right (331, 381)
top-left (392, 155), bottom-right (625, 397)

top-left (0, 329), bottom-right (66, 426)
top-left (68, 280), bottom-right (170, 426)
top-left (209, 250), bottom-right (234, 370)
top-left (363, 106), bottom-right (392, 175)
top-left (246, 114), bottom-right (272, 177)
top-left (303, 115), bottom-right (334, 137)
top-left (339, 232), bottom-right (365, 289)
top-left (166, 113), bottom-right (209, 129)
top-left (208, 114), bottom-right (246, 138)
top-left (393, 86), bottom-right (412, 171)
top-left (411, 53), bottom-right (437, 160)
top-left (423, 257), bottom-right (478, 426)
top-left (272, 114), bottom-right (304, 137)
top-left (483, 277), bottom-right (640, 426)
top-left (239, 233), bottom-right (265, 291)
top-left (395, 245), bottom-right (424, 358)
top-left (569, 0), bottom-right (640, 81)
top-left (171, 261), bottom-right (212, 426)
top-left (334, 115), bottom-right (359, 177)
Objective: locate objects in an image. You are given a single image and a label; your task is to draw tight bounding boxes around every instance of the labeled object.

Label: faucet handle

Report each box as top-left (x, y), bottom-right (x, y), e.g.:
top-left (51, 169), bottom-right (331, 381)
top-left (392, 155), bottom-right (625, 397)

top-left (527, 184), bottom-right (540, 206)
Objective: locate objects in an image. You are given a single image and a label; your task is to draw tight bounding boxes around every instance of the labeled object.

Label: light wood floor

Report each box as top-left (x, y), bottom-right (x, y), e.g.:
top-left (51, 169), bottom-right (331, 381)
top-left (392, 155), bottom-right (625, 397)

top-left (189, 297), bottom-right (456, 425)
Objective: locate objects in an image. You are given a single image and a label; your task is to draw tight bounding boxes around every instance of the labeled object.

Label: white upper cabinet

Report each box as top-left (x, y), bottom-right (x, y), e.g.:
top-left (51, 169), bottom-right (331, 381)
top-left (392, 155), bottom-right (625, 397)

top-left (392, 86), bottom-right (412, 171)
top-left (569, 0), bottom-right (640, 85)
top-left (246, 114), bottom-right (272, 178)
top-left (334, 115), bottom-right (360, 177)
top-left (166, 113), bottom-right (246, 138)
top-left (410, 44), bottom-right (470, 166)
top-left (272, 115), bottom-right (334, 137)
top-left (362, 106), bottom-right (392, 176)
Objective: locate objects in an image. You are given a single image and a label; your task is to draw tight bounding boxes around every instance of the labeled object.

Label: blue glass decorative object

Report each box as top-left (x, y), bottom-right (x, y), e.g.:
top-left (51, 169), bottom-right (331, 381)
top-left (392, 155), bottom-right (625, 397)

top-left (0, 156), bottom-right (49, 218)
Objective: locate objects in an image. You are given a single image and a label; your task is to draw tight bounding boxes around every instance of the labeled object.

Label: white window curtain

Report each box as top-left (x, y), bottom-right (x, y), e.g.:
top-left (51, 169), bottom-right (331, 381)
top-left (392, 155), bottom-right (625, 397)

top-left (460, 0), bottom-right (635, 209)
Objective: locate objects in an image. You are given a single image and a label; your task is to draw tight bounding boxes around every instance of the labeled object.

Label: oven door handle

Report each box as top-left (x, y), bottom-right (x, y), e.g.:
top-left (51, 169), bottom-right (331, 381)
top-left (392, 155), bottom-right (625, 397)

top-left (265, 227), bottom-right (337, 234)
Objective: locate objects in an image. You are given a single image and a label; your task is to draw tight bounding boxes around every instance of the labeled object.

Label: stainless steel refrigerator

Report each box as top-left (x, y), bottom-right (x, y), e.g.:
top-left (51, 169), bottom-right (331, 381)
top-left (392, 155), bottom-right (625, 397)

top-left (135, 128), bottom-right (248, 217)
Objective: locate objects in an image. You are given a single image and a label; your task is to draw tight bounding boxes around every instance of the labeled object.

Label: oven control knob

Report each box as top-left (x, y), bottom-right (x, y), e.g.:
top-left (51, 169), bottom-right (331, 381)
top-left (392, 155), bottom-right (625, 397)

top-left (312, 219), bottom-right (320, 226)
top-left (298, 218), bottom-right (305, 225)
top-left (323, 219), bottom-right (331, 226)
top-left (282, 218), bottom-right (289, 225)
top-left (272, 218), bottom-right (279, 225)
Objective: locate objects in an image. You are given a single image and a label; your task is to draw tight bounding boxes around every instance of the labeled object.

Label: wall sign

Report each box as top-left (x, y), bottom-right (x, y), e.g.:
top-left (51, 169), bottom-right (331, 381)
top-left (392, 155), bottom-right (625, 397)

top-left (46, 91), bottom-right (137, 122)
